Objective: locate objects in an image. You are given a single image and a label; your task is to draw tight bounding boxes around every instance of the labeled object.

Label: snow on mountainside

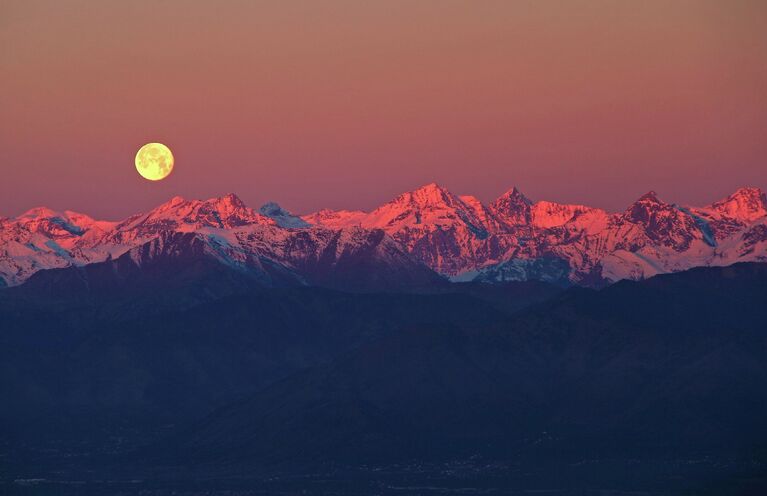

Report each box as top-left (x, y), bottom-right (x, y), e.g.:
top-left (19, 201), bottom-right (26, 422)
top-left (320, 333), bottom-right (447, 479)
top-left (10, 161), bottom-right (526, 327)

top-left (708, 187), bottom-right (767, 222)
top-left (304, 184), bottom-right (767, 286)
top-left (491, 187), bottom-right (534, 226)
top-left (1, 185), bottom-right (766, 288)
top-left (530, 201), bottom-right (606, 230)
top-left (355, 183), bottom-right (491, 274)
top-left (113, 194), bottom-right (273, 233)
top-left (0, 194), bottom-right (439, 290)
top-left (689, 187), bottom-right (767, 241)
top-left (300, 209), bottom-right (367, 228)
top-left (0, 208), bottom-right (118, 286)
top-left (259, 202), bottom-right (311, 228)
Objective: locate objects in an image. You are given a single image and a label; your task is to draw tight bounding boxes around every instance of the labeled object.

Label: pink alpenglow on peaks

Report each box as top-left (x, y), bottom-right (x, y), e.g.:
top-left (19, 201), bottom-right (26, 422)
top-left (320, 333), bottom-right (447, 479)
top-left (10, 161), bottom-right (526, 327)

top-left (708, 188), bottom-right (767, 223)
top-left (300, 210), bottom-right (367, 229)
top-left (529, 202), bottom-right (604, 230)
top-left (491, 187), bottom-right (534, 227)
top-left (1, 185), bottom-right (766, 289)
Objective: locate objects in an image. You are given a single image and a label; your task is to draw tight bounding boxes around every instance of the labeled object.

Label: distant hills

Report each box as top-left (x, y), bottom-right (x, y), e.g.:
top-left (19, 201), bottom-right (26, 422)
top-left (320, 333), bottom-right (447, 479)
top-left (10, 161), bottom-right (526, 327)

top-left (1, 262), bottom-right (766, 492)
top-left (164, 263), bottom-right (767, 468)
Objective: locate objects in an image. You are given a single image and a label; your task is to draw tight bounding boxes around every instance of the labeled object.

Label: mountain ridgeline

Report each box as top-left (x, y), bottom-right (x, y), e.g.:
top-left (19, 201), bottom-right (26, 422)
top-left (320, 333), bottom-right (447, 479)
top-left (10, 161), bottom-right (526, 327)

top-left (1, 184), bottom-right (766, 291)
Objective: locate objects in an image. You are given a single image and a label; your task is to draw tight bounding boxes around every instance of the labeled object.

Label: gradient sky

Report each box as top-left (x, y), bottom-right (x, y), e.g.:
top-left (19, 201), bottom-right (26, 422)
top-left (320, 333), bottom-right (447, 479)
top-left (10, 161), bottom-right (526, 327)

top-left (2, 0), bottom-right (766, 219)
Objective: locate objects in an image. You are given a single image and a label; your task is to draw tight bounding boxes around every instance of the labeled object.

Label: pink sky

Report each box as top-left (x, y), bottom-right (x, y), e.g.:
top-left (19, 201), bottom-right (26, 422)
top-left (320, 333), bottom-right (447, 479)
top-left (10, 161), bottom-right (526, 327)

top-left (1, 0), bottom-right (766, 219)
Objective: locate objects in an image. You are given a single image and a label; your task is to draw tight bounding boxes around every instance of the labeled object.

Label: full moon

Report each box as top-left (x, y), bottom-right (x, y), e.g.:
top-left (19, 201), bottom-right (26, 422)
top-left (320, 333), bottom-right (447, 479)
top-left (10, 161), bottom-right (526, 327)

top-left (135, 142), bottom-right (174, 181)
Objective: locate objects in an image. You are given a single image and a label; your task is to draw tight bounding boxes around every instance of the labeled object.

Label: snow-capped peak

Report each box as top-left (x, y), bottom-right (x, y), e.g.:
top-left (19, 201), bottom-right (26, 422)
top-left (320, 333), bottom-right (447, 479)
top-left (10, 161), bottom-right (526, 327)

top-left (624, 191), bottom-right (669, 222)
top-left (259, 202), bottom-right (310, 228)
top-left (396, 182), bottom-right (454, 207)
top-left (501, 186), bottom-right (531, 201)
top-left (490, 186), bottom-right (533, 225)
top-left (710, 187), bottom-right (767, 222)
top-left (300, 209), bottom-right (367, 228)
top-left (11, 207), bottom-right (112, 238)
top-left (530, 201), bottom-right (603, 229)
top-left (638, 190), bottom-right (661, 202)
top-left (117, 194), bottom-right (273, 232)
top-left (3, 183), bottom-right (767, 290)
top-left (17, 206), bottom-right (62, 220)
top-left (363, 183), bottom-right (482, 230)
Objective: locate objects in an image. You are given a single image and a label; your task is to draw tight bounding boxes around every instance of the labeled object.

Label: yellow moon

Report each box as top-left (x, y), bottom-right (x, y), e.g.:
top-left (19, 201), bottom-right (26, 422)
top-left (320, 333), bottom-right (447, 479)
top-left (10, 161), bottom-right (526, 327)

top-left (135, 142), bottom-right (174, 181)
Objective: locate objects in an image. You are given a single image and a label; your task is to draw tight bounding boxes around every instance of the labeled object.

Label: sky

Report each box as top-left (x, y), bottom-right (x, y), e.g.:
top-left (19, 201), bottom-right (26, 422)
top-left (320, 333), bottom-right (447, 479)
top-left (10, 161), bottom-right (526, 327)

top-left (1, 0), bottom-right (766, 220)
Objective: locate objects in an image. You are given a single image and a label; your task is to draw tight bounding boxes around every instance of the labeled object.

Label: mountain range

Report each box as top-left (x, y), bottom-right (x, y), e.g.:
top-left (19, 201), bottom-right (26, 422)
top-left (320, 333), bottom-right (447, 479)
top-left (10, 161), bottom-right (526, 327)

top-left (3, 185), bottom-right (767, 492)
top-left (2, 184), bottom-right (766, 289)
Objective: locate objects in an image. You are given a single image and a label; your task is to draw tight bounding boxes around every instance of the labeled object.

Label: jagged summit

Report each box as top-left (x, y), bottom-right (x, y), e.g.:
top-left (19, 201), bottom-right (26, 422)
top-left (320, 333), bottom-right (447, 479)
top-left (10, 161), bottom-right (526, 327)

top-left (116, 193), bottom-right (271, 232)
top-left (393, 182), bottom-right (455, 206)
top-left (300, 209), bottom-right (366, 229)
top-left (729, 186), bottom-right (764, 199)
top-left (498, 186), bottom-right (531, 201)
top-left (529, 201), bottom-right (604, 229)
top-left (17, 206), bottom-right (62, 220)
top-left (710, 187), bottom-right (767, 222)
top-left (635, 190), bottom-right (662, 203)
top-left (2, 184), bottom-right (766, 288)
top-left (363, 182), bottom-right (479, 231)
top-left (218, 192), bottom-right (248, 209)
top-left (259, 202), bottom-right (310, 228)
top-left (491, 186), bottom-right (533, 225)
top-left (623, 190), bottom-right (671, 221)
top-left (153, 193), bottom-right (245, 211)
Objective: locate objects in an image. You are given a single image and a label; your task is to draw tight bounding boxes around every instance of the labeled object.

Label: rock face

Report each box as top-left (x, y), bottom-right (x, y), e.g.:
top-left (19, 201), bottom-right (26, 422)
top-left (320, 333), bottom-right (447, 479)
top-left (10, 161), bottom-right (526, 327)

top-left (303, 184), bottom-right (767, 286)
top-left (304, 184), bottom-right (767, 286)
top-left (258, 202), bottom-right (311, 228)
top-left (2, 186), bottom-right (766, 288)
top-left (0, 194), bottom-right (441, 291)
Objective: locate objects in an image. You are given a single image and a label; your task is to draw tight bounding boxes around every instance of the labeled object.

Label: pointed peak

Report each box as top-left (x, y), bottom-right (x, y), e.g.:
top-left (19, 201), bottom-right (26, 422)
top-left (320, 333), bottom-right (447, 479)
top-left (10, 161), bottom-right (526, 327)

top-left (121, 192), bottom-right (269, 231)
top-left (636, 190), bottom-right (662, 203)
top-left (13, 207), bottom-right (94, 236)
top-left (416, 182), bottom-right (445, 192)
top-left (259, 202), bottom-right (310, 228)
top-left (497, 186), bottom-right (532, 205)
top-left (195, 193), bottom-right (247, 209)
top-left (623, 190), bottom-right (676, 224)
top-left (408, 182), bottom-right (455, 195)
top-left (393, 182), bottom-right (456, 206)
top-left (490, 187), bottom-right (532, 225)
top-left (218, 193), bottom-right (246, 207)
top-left (18, 206), bottom-right (61, 220)
top-left (711, 186), bottom-right (767, 221)
top-left (258, 201), bottom-right (292, 219)
top-left (727, 187), bottom-right (765, 201)
top-left (200, 193), bottom-right (255, 218)
top-left (408, 182), bottom-right (452, 198)
top-left (259, 201), bottom-right (281, 212)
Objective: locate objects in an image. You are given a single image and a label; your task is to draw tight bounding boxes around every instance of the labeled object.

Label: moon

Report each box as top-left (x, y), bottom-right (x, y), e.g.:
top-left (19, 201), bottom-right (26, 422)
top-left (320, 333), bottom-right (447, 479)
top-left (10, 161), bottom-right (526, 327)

top-left (135, 142), bottom-right (174, 181)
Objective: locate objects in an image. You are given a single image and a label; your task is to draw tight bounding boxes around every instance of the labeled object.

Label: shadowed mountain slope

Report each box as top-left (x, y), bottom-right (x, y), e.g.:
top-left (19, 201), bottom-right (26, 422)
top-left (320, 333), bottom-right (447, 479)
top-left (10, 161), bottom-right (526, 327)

top-left (167, 263), bottom-right (767, 469)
